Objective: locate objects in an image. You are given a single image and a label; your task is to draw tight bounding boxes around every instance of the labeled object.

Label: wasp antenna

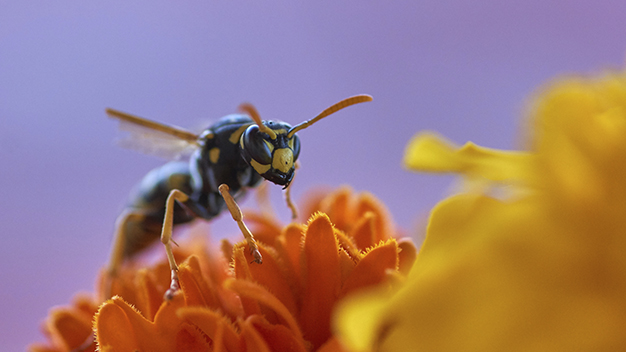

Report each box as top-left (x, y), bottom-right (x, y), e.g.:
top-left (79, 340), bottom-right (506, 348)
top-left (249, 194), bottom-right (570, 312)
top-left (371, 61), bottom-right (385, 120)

top-left (239, 103), bottom-right (277, 139)
top-left (287, 94), bottom-right (373, 138)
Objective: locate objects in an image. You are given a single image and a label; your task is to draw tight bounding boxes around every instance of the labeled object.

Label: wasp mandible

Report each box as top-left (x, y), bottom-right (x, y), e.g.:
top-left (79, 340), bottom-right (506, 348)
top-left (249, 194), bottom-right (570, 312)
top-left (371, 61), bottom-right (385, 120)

top-left (105, 94), bottom-right (372, 298)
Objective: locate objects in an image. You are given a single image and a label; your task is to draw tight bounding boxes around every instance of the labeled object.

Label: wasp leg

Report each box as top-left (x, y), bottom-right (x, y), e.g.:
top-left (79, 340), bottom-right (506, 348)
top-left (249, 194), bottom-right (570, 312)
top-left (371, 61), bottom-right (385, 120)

top-left (284, 184), bottom-right (297, 220)
top-left (218, 184), bottom-right (263, 264)
top-left (104, 210), bottom-right (146, 299)
top-left (161, 189), bottom-right (190, 300)
top-left (284, 161), bottom-right (299, 220)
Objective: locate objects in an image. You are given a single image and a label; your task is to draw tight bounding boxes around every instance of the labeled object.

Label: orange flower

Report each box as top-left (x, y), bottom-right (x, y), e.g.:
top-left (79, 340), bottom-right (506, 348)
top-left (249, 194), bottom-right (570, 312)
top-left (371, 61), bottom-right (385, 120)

top-left (29, 187), bottom-right (417, 352)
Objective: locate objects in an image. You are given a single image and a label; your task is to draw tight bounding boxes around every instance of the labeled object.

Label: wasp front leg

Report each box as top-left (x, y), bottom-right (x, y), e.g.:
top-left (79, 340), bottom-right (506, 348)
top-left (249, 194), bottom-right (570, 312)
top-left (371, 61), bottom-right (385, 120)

top-left (161, 186), bottom-right (263, 299)
top-left (283, 161), bottom-right (299, 220)
top-left (219, 184), bottom-right (263, 264)
top-left (161, 189), bottom-right (189, 300)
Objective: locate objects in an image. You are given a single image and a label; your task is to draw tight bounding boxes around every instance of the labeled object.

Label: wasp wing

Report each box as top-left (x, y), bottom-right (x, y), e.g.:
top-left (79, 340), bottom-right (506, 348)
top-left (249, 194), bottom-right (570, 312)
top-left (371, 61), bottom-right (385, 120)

top-left (106, 108), bottom-right (201, 160)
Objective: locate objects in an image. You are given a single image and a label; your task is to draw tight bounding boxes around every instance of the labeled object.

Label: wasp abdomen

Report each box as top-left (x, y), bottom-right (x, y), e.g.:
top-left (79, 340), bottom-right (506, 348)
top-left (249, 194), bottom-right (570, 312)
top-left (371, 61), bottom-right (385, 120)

top-left (121, 162), bottom-right (195, 257)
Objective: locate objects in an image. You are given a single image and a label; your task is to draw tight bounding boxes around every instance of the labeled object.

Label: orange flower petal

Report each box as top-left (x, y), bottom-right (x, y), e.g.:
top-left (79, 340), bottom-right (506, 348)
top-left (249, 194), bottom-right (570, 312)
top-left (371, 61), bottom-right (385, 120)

top-left (239, 317), bottom-right (272, 352)
top-left (350, 212), bottom-right (377, 250)
top-left (72, 293), bottom-right (99, 317)
top-left (355, 192), bottom-right (394, 243)
top-left (213, 318), bottom-right (226, 352)
top-left (275, 223), bottom-right (306, 297)
top-left (276, 223), bottom-right (305, 277)
top-left (178, 306), bottom-right (241, 352)
top-left (152, 291), bottom-right (187, 330)
top-left (46, 308), bottom-right (93, 351)
top-left (134, 268), bottom-right (163, 321)
top-left (247, 315), bottom-right (308, 352)
top-left (338, 247), bottom-right (357, 285)
top-left (26, 343), bottom-right (61, 352)
top-left (320, 187), bottom-right (354, 232)
top-left (225, 279), bottom-right (305, 345)
top-left (96, 295), bottom-right (188, 352)
top-left (103, 269), bottom-right (138, 306)
top-left (298, 187), bottom-right (332, 223)
top-left (317, 337), bottom-right (349, 352)
top-left (300, 213), bottom-right (342, 348)
top-left (221, 239), bottom-right (234, 261)
top-left (232, 245), bottom-right (262, 316)
top-left (245, 211), bottom-right (284, 244)
top-left (178, 256), bottom-right (221, 309)
top-left (174, 323), bottom-right (212, 351)
top-left (95, 298), bottom-right (141, 351)
top-left (334, 229), bottom-right (362, 261)
top-left (340, 239), bottom-right (398, 297)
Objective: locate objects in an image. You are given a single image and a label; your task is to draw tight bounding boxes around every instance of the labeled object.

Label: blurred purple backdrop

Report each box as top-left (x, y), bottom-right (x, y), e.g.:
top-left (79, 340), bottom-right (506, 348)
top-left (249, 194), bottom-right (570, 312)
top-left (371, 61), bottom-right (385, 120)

top-left (2, 1), bottom-right (626, 349)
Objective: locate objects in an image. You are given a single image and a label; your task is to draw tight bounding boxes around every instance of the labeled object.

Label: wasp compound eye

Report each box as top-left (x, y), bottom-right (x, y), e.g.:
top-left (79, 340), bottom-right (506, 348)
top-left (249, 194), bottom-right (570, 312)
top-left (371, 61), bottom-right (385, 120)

top-left (242, 125), bottom-right (273, 165)
top-left (289, 134), bottom-right (301, 160)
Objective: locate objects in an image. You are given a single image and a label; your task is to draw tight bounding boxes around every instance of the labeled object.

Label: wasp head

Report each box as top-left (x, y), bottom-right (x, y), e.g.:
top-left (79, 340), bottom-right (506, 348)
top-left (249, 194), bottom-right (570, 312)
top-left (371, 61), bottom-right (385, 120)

top-left (240, 121), bottom-right (301, 188)
top-left (237, 95), bottom-right (372, 188)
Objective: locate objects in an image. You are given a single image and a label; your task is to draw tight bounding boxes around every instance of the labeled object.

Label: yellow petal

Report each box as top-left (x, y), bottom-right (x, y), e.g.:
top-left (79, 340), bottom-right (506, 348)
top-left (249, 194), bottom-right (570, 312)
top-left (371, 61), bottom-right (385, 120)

top-left (397, 238), bottom-right (417, 276)
top-left (403, 132), bottom-right (531, 182)
top-left (334, 287), bottom-right (392, 352)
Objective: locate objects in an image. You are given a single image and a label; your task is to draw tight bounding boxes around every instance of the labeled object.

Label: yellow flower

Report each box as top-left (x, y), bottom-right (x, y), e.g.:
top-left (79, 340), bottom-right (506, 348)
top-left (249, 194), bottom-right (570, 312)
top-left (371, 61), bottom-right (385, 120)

top-left (30, 187), bottom-right (417, 352)
top-left (335, 71), bottom-right (626, 351)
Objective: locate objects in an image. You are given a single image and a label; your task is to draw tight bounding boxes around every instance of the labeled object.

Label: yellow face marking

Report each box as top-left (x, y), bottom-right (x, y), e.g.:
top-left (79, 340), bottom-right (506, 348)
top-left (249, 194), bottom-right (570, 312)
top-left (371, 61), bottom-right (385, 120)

top-left (229, 124), bottom-right (252, 144)
top-left (250, 159), bottom-right (271, 174)
top-left (272, 128), bottom-right (287, 135)
top-left (209, 147), bottom-right (220, 164)
top-left (272, 148), bottom-right (293, 174)
top-left (288, 137), bottom-right (294, 150)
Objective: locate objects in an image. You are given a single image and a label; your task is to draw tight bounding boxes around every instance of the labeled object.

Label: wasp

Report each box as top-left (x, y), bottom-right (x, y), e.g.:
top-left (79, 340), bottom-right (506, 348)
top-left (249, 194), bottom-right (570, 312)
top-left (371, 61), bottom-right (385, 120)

top-left (105, 94), bottom-right (372, 298)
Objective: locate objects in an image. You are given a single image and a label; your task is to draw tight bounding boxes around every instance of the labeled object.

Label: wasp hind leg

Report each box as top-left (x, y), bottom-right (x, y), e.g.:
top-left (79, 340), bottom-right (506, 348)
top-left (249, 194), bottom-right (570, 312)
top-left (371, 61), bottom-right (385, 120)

top-left (219, 184), bottom-right (263, 264)
top-left (104, 210), bottom-right (148, 300)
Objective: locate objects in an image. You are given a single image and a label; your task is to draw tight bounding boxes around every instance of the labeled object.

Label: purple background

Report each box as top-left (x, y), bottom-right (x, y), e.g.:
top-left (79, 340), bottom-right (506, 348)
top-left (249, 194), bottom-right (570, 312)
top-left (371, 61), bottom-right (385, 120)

top-left (2, 1), bottom-right (625, 350)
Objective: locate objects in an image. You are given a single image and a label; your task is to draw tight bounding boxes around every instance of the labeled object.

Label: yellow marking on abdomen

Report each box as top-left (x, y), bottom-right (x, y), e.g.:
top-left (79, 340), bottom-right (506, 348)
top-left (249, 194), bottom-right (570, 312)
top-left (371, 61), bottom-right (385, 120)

top-left (209, 147), bottom-right (220, 164)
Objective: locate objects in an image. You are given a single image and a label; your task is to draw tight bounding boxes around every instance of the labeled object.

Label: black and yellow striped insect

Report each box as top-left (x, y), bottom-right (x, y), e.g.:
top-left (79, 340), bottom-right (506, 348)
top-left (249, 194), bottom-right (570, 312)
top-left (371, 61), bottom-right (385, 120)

top-left (105, 94), bottom-right (372, 298)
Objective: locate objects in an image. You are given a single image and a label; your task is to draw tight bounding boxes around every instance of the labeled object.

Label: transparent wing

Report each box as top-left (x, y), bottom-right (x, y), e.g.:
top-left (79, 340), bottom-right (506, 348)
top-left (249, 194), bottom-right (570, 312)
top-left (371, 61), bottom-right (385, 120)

top-left (106, 108), bottom-right (201, 160)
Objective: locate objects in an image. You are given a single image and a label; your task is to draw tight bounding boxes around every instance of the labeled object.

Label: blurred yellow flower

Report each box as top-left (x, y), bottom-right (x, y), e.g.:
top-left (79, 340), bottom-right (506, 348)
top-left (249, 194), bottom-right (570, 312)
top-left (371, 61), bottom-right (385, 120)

top-left (336, 71), bottom-right (626, 351)
top-left (29, 187), bottom-right (417, 352)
